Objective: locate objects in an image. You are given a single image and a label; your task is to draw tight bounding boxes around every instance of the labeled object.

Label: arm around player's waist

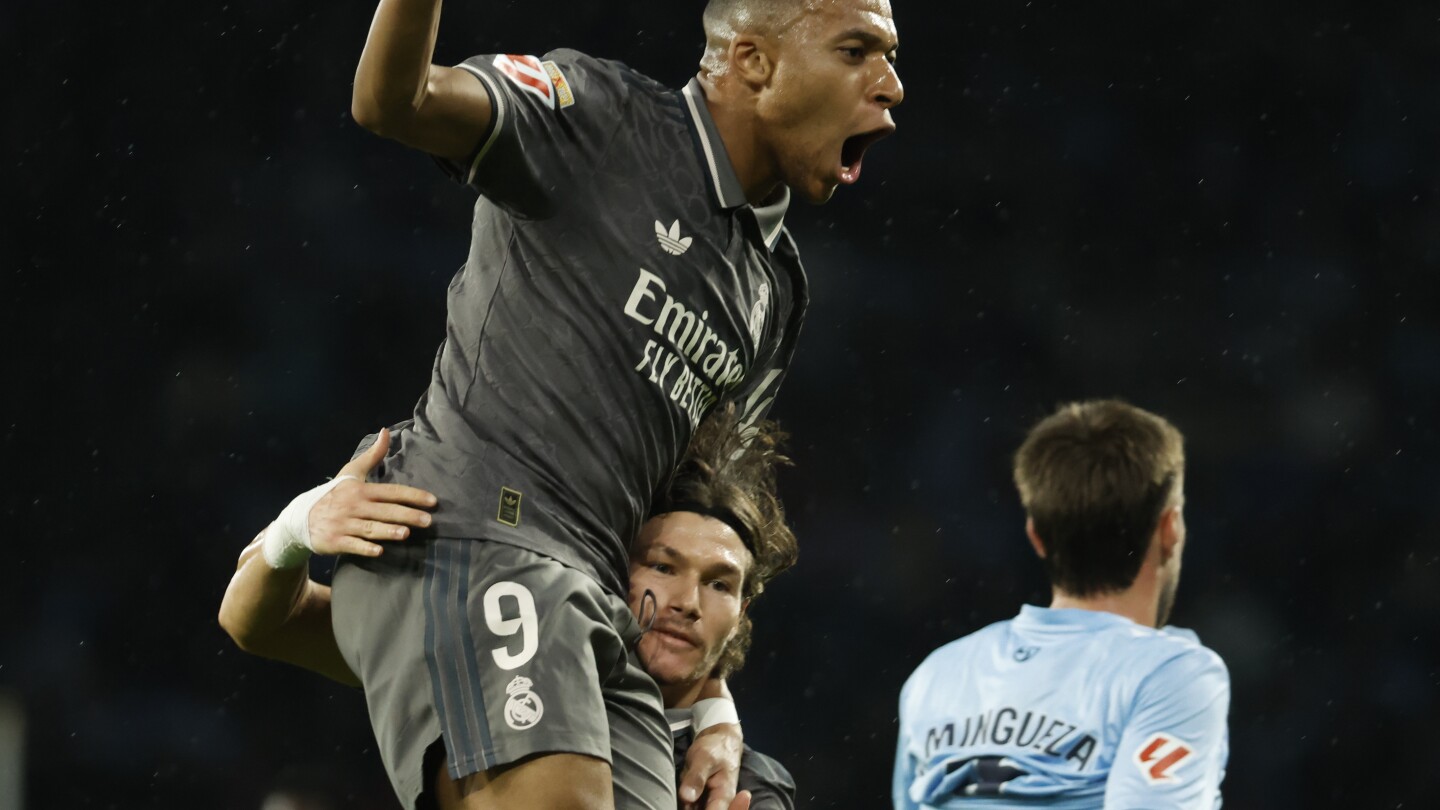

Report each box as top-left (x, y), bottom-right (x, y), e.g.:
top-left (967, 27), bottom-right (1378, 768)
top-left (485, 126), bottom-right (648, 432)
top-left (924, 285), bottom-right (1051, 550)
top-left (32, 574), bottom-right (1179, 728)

top-left (218, 429), bottom-right (435, 686)
top-left (351, 0), bottom-right (493, 162)
top-left (218, 527), bottom-right (360, 687)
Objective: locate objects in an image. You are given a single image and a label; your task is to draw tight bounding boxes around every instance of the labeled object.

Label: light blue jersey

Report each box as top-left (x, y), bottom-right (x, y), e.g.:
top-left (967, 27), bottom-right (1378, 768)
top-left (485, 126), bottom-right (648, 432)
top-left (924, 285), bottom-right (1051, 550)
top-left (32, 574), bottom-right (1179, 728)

top-left (894, 606), bottom-right (1229, 809)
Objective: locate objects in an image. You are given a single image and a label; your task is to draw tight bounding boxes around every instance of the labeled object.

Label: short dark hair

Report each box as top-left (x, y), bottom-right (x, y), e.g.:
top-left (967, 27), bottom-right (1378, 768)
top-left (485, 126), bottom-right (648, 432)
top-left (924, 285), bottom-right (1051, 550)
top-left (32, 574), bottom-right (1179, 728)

top-left (1013, 400), bottom-right (1185, 597)
top-left (701, 0), bottom-right (810, 73)
top-left (653, 405), bottom-right (798, 678)
top-left (702, 0), bottom-right (804, 35)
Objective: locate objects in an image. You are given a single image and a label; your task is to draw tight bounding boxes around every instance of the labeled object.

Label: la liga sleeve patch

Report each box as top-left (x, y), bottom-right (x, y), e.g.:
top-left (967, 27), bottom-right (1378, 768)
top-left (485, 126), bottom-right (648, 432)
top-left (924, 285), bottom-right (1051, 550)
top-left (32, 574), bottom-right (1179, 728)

top-left (493, 54), bottom-right (575, 110)
top-left (1133, 733), bottom-right (1194, 784)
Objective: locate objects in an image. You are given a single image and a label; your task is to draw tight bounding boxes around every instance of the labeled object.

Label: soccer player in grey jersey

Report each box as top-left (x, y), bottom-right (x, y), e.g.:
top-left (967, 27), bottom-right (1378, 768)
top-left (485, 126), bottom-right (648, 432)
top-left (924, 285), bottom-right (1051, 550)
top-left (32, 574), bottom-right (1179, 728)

top-left (254, 0), bottom-right (903, 808)
top-left (223, 410), bottom-right (804, 809)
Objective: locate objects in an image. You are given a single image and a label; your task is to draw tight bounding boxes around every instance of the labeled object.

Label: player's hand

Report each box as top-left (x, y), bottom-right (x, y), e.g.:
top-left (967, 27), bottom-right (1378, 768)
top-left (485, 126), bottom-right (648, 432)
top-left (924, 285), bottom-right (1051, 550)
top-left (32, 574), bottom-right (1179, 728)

top-left (726, 790), bottom-right (751, 810)
top-left (680, 722), bottom-right (743, 810)
top-left (306, 427), bottom-right (438, 557)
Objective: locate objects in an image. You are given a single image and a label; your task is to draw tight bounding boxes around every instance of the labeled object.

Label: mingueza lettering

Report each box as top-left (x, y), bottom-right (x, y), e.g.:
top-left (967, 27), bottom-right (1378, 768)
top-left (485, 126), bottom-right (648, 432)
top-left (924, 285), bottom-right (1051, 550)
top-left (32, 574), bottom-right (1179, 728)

top-left (921, 708), bottom-right (1098, 771)
top-left (624, 269), bottom-right (747, 427)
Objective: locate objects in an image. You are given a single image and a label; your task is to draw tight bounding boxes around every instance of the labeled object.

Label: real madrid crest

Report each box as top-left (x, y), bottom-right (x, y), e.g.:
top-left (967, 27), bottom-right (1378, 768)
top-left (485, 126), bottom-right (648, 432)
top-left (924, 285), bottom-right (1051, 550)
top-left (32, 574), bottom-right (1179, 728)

top-left (748, 282), bottom-right (769, 347)
top-left (504, 675), bottom-right (544, 730)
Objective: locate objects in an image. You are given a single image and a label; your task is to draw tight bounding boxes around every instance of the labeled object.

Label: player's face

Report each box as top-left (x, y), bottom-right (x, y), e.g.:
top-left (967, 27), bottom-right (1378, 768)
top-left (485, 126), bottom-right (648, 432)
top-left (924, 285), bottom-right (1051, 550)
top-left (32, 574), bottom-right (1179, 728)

top-left (758, 0), bottom-right (904, 203)
top-left (628, 512), bottom-right (751, 689)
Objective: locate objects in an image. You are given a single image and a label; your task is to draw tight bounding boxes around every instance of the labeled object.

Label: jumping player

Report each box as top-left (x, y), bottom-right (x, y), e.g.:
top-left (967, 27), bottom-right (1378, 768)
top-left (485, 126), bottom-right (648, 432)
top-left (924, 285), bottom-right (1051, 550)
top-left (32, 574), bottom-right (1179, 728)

top-left (222, 410), bottom-right (802, 808)
top-left (893, 400), bottom-right (1230, 808)
top-left (255, 0), bottom-right (900, 807)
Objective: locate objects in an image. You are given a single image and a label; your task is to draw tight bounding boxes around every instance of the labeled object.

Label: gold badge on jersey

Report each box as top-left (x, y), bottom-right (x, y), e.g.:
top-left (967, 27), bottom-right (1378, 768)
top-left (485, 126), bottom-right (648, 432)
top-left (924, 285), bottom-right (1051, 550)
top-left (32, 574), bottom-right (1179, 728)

top-left (497, 487), bottom-right (523, 527)
top-left (542, 61), bottom-right (575, 109)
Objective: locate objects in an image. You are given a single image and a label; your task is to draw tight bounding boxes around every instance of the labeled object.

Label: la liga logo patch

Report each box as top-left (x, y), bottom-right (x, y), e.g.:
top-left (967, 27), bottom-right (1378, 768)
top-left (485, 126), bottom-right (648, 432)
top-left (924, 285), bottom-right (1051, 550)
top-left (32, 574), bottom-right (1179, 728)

top-left (1133, 733), bottom-right (1193, 784)
top-left (493, 54), bottom-right (575, 110)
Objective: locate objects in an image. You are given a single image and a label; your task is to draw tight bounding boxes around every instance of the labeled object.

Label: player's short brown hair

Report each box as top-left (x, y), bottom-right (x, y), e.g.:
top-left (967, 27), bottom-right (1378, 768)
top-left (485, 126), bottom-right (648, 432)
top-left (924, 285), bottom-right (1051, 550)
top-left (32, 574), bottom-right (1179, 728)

top-left (653, 404), bottom-right (798, 679)
top-left (1013, 400), bottom-right (1185, 597)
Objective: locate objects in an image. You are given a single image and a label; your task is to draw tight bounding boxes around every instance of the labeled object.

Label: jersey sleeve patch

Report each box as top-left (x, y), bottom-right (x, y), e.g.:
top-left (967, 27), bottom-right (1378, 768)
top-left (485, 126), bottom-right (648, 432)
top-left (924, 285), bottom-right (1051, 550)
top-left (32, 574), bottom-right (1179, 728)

top-left (492, 54), bottom-right (575, 110)
top-left (1133, 732), bottom-right (1194, 784)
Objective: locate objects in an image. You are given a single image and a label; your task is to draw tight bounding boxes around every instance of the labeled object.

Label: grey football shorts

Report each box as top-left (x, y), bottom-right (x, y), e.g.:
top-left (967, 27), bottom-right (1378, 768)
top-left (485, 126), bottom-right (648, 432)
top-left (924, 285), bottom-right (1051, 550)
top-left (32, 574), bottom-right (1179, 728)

top-left (331, 538), bottom-right (675, 809)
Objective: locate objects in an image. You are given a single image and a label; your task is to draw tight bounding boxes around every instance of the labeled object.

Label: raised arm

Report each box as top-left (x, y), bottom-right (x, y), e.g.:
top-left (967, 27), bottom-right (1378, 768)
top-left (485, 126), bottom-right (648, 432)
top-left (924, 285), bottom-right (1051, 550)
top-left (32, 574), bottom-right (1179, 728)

top-left (351, 0), bottom-right (494, 161)
top-left (218, 428), bottom-right (438, 686)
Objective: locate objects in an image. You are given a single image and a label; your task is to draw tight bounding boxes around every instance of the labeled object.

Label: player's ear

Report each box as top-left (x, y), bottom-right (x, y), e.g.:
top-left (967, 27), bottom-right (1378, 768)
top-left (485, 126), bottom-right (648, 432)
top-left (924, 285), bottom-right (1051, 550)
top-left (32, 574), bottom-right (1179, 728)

top-left (1025, 517), bottom-right (1048, 559)
top-left (1155, 506), bottom-right (1182, 563)
top-left (729, 35), bottom-right (776, 89)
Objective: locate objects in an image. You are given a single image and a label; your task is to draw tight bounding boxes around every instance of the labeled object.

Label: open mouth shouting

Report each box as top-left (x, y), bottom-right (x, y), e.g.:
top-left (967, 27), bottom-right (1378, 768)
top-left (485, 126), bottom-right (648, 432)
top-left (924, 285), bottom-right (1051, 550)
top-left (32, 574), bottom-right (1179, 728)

top-left (838, 125), bottom-right (896, 185)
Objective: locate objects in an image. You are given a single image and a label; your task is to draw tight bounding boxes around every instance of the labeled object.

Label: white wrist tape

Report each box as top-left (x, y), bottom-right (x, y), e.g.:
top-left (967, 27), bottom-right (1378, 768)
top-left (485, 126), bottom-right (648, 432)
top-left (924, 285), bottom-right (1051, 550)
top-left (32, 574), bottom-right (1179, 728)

top-left (691, 697), bottom-right (741, 733)
top-left (261, 475), bottom-right (358, 569)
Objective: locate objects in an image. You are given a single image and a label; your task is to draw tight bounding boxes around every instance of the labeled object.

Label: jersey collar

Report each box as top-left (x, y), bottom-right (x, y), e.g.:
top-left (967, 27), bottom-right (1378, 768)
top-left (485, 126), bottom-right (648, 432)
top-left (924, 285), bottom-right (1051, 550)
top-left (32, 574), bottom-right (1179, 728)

top-left (682, 77), bottom-right (789, 252)
top-left (1017, 604), bottom-right (1148, 631)
top-left (664, 707), bottom-right (694, 733)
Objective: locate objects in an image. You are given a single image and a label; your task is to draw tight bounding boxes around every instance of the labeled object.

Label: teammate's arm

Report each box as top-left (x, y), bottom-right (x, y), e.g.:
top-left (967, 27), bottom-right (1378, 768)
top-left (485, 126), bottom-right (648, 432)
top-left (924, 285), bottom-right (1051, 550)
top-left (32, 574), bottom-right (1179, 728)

top-left (681, 679), bottom-right (745, 810)
top-left (351, 0), bottom-right (493, 162)
top-left (218, 429), bottom-right (438, 685)
top-left (219, 529), bottom-right (358, 685)
top-left (1103, 651), bottom-right (1230, 809)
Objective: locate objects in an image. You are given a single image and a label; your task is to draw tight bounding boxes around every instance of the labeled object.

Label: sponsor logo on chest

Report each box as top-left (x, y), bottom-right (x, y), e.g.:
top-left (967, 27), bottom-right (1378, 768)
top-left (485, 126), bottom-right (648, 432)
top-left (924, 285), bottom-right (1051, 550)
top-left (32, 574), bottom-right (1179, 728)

top-left (618, 217), bottom-right (772, 429)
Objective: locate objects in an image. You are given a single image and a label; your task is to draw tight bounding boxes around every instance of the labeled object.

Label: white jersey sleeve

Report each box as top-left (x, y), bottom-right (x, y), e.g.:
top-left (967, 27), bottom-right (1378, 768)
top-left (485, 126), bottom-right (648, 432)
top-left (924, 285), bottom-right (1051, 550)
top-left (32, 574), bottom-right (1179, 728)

top-left (1104, 647), bottom-right (1230, 809)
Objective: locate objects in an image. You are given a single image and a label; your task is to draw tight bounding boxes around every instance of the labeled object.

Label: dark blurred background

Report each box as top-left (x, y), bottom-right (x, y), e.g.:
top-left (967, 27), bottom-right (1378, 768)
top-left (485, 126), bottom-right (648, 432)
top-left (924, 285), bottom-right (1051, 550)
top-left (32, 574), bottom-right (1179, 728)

top-left (4, 0), bottom-right (1437, 807)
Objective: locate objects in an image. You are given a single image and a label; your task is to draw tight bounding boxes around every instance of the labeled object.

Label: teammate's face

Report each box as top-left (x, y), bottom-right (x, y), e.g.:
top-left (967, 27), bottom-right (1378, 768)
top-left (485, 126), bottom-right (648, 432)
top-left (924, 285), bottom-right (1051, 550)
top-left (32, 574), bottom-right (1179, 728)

top-left (757, 0), bottom-right (904, 203)
top-left (629, 512), bottom-right (751, 690)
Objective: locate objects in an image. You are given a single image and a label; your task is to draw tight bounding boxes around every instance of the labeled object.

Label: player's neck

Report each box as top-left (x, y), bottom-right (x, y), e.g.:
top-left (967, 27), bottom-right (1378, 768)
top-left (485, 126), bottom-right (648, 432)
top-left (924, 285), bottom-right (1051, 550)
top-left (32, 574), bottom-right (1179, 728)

top-left (697, 73), bottom-right (785, 206)
top-left (661, 677), bottom-right (708, 710)
top-left (1049, 582), bottom-right (1160, 629)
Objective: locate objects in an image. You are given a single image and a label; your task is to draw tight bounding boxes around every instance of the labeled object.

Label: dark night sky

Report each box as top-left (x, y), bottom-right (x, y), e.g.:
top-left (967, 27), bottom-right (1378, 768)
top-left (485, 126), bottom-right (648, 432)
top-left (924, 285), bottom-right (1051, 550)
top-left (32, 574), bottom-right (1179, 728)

top-left (4, 1), bottom-right (1438, 807)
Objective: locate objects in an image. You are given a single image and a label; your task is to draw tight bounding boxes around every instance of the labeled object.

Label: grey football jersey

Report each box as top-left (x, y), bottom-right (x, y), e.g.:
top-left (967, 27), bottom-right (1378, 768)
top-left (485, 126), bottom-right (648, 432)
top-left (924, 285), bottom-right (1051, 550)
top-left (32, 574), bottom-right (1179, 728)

top-left (667, 710), bottom-right (797, 810)
top-left (375, 50), bottom-right (808, 596)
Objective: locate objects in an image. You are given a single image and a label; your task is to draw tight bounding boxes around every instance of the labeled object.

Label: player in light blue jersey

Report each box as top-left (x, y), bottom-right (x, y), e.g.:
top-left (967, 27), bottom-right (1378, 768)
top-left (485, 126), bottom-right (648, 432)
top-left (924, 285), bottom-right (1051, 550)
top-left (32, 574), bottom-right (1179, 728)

top-left (894, 400), bottom-right (1229, 809)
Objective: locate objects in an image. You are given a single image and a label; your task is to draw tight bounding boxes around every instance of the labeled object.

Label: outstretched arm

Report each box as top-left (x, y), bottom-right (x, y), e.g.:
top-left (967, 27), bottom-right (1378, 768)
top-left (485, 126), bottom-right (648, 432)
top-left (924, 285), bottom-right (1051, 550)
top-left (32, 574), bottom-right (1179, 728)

top-left (351, 0), bottom-right (494, 161)
top-left (218, 428), bottom-right (438, 686)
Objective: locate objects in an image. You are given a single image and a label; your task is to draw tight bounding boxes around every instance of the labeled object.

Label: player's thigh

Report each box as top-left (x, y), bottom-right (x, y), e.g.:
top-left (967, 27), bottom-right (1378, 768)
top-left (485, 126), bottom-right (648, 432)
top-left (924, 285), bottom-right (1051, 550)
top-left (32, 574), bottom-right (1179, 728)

top-left (431, 541), bottom-right (665, 787)
top-left (333, 539), bottom-right (636, 809)
top-left (333, 543), bottom-right (441, 807)
top-left (431, 750), bottom-right (613, 810)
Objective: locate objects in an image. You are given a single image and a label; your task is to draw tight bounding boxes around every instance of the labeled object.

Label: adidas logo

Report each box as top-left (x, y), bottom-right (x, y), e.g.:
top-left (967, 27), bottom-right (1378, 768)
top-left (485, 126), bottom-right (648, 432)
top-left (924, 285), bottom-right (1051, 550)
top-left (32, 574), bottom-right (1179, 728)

top-left (655, 220), bottom-right (693, 256)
